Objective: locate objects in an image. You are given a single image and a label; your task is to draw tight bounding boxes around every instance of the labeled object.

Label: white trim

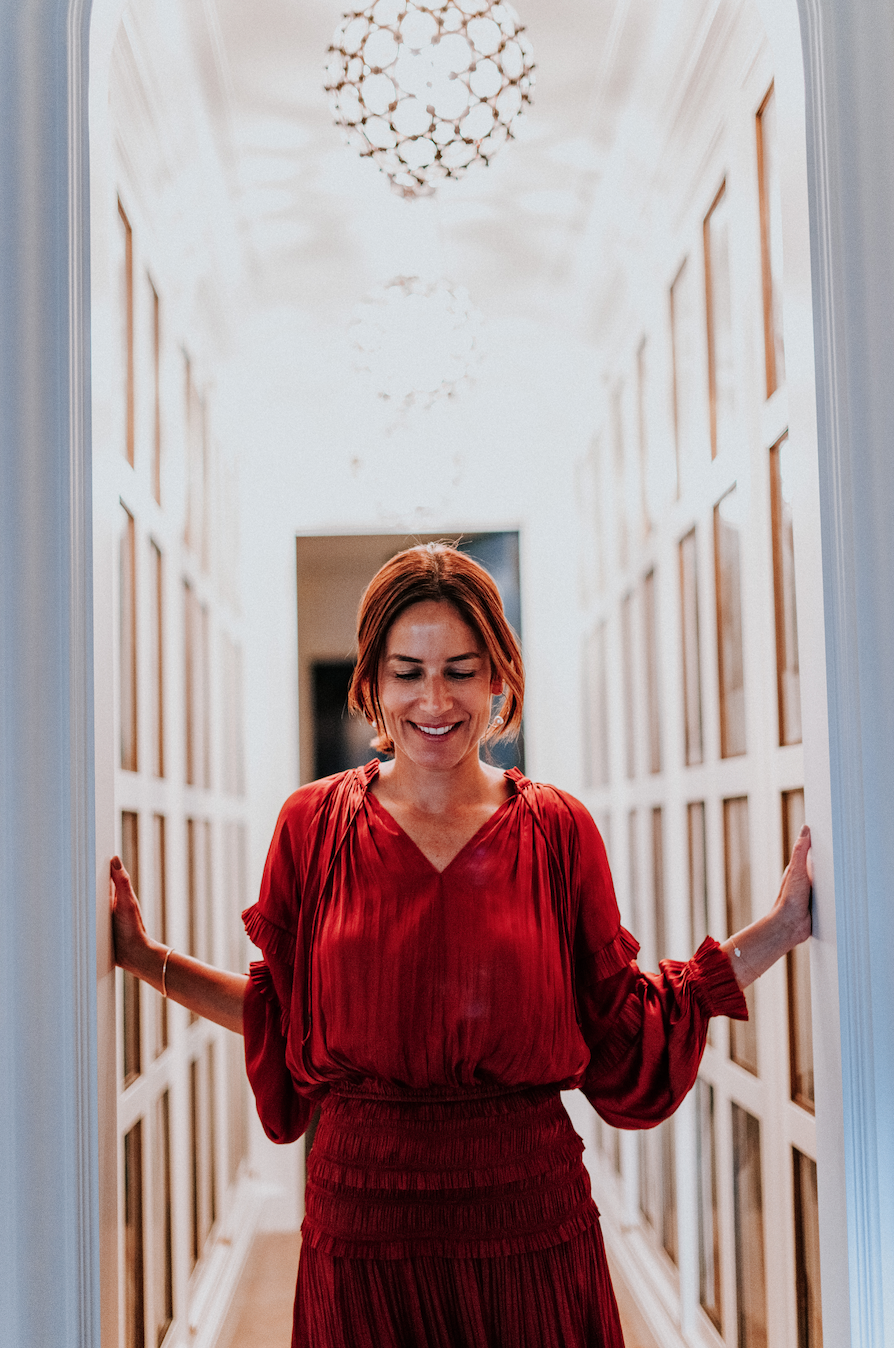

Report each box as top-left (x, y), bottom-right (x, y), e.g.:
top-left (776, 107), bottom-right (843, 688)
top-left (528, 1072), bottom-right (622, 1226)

top-left (0, 0), bottom-right (99, 1344)
top-left (795, 0), bottom-right (894, 1342)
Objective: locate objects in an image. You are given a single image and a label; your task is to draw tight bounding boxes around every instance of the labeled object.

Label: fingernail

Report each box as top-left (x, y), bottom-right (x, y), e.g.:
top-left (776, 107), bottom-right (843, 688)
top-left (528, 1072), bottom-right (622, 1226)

top-left (111, 855), bottom-right (122, 871)
top-left (799, 825), bottom-right (809, 837)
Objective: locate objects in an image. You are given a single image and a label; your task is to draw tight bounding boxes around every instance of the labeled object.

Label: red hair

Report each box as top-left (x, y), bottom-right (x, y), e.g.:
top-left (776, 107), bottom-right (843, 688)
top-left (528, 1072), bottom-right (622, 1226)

top-left (348, 543), bottom-right (524, 754)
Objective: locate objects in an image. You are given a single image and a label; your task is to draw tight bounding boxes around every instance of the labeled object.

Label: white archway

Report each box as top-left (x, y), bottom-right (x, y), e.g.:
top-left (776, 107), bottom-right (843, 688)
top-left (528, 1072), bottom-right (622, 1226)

top-left (1, 1), bottom-right (893, 1344)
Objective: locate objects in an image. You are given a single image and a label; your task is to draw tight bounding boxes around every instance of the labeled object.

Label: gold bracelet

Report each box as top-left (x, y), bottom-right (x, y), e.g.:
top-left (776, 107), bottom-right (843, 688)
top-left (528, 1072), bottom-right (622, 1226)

top-left (161, 946), bottom-right (173, 999)
top-left (732, 945), bottom-right (759, 984)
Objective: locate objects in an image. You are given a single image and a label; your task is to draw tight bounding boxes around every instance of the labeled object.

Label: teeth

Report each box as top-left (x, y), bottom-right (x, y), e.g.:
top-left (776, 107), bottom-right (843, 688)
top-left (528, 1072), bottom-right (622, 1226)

top-left (418, 724), bottom-right (453, 736)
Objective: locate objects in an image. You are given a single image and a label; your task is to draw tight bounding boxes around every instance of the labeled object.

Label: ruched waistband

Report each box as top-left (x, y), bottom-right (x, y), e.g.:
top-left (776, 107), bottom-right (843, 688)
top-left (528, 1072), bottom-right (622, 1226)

top-left (302, 1086), bottom-right (601, 1260)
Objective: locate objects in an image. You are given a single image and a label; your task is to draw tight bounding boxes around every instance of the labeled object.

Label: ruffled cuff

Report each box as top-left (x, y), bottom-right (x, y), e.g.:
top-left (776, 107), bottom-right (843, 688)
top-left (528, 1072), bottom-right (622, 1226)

top-left (243, 960), bottom-right (313, 1144)
top-left (588, 924), bottom-right (640, 980)
top-left (684, 936), bottom-right (749, 1021)
top-left (242, 902), bottom-right (297, 965)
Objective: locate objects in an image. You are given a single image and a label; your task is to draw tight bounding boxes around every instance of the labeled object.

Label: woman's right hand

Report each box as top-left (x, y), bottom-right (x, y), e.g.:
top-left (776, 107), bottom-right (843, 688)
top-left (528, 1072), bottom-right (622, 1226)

top-left (109, 855), bottom-right (248, 1034)
top-left (110, 856), bottom-right (156, 977)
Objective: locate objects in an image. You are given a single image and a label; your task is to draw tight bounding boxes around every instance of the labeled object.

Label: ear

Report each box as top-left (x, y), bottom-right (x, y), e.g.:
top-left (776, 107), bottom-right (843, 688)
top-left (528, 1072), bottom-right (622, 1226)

top-left (490, 676), bottom-right (505, 696)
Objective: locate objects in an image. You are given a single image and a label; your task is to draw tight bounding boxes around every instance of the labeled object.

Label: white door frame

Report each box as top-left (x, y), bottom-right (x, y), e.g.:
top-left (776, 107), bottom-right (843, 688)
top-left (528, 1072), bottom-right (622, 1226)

top-left (0, 0), bottom-right (892, 1344)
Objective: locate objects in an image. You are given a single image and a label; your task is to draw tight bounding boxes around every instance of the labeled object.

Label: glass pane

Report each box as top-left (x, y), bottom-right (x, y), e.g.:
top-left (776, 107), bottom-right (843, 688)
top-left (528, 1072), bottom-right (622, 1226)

top-left (793, 1149), bottom-right (824, 1348)
top-left (583, 623), bottom-right (610, 789)
top-left (154, 1093), bottom-right (173, 1346)
top-left (121, 811), bottom-right (141, 1086)
top-left (639, 1127), bottom-right (661, 1232)
top-left (732, 1104), bottom-right (768, 1348)
top-left (207, 1043), bottom-right (218, 1230)
top-left (670, 258), bottom-right (700, 495)
top-left (661, 1116), bottom-right (677, 1264)
top-left (152, 814), bottom-right (168, 1057)
top-left (612, 386), bottom-right (628, 570)
top-left (148, 542), bottom-right (164, 778)
top-left (148, 277), bottom-right (161, 503)
top-left (715, 485), bottom-right (747, 757)
top-left (704, 182), bottom-right (735, 460)
top-left (621, 593), bottom-right (636, 779)
top-left (184, 357), bottom-right (203, 557)
top-left (679, 528), bottom-right (704, 765)
top-left (641, 1119), bottom-right (678, 1265)
top-left (696, 1080), bottom-right (722, 1330)
top-left (652, 807), bottom-right (666, 962)
top-left (770, 435), bottom-right (802, 745)
top-left (189, 1058), bottom-right (200, 1267)
top-left (120, 505), bottom-right (138, 772)
top-left (124, 1120), bottom-right (145, 1348)
top-left (200, 603), bottom-right (211, 788)
top-left (724, 797), bottom-right (757, 1073)
top-left (784, 789), bottom-right (814, 1109)
top-left (186, 818), bottom-right (197, 959)
top-left (688, 801), bottom-right (713, 1046)
top-left (628, 809), bottom-right (641, 939)
top-left (235, 643), bottom-right (245, 794)
top-left (184, 580), bottom-right (196, 786)
top-left (636, 338), bottom-right (651, 536)
top-left (227, 1025), bottom-right (248, 1186)
top-left (118, 201), bottom-right (134, 467)
top-left (186, 819), bottom-right (199, 1026)
top-left (757, 85), bottom-right (786, 396)
top-left (643, 570), bottom-right (661, 774)
top-left (688, 802), bottom-right (709, 951)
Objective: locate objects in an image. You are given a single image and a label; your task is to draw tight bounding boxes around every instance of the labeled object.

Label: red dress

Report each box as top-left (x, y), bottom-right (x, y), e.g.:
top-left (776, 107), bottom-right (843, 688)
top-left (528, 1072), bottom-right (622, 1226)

top-left (242, 763), bottom-right (747, 1348)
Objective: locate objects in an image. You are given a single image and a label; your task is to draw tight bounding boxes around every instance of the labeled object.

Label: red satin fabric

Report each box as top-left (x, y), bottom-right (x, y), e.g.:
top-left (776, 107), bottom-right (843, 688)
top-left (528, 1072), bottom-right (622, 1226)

top-left (242, 763), bottom-right (747, 1346)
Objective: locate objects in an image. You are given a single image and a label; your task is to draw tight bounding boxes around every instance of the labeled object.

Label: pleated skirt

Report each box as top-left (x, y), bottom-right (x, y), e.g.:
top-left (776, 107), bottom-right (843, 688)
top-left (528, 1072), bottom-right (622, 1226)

top-left (294, 1085), bottom-right (625, 1348)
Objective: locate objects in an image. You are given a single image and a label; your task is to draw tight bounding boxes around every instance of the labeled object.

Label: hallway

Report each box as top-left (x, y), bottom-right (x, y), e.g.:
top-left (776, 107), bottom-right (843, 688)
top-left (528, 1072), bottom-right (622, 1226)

top-left (217, 1233), bottom-right (662, 1348)
top-left (12, 0), bottom-right (894, 1342)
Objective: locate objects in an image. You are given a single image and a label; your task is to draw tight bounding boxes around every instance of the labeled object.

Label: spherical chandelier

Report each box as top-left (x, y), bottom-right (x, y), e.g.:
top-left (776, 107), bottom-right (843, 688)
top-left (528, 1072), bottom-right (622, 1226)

top-left (350, 275), bottom-right (483, 407)
top-left (325, 0), bottom-right (535, 198)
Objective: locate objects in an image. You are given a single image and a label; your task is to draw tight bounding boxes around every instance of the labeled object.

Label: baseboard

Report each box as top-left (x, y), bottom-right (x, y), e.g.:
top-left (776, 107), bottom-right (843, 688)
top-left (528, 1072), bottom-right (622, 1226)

top-left (165, 1174), bottom-right (281, 1348)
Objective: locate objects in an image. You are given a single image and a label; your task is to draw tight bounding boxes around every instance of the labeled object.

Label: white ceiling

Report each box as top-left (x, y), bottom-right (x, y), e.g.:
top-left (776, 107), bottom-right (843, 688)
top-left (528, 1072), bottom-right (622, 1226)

top-left (185, 0), bottom-right (656, 332)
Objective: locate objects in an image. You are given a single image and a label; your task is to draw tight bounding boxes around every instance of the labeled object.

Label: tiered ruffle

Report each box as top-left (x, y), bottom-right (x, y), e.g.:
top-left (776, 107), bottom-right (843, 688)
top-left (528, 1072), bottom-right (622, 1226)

top-left (302, 1086), bottom-right (602, 1261)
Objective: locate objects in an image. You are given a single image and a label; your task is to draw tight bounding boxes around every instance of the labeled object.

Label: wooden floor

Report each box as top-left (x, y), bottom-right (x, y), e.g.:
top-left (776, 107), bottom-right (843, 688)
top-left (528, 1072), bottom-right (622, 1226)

top-left (216, 1232), bottom-right (663, 1348)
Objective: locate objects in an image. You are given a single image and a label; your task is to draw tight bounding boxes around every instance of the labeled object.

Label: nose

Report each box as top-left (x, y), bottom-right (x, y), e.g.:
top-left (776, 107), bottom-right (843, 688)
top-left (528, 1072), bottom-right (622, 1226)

top-left (418, 674), bottom-right (453, 715)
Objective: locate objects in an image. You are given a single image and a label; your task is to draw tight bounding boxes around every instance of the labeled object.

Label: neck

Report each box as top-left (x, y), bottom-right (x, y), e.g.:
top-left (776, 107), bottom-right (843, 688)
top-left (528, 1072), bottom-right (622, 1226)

top-left (378, 748), bottom-right (501, 815)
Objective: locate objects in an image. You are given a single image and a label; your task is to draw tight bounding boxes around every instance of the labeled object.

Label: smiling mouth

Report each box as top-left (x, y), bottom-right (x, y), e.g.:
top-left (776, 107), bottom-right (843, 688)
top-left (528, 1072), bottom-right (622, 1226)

top-left (412, 722), bottom-right (462, 738)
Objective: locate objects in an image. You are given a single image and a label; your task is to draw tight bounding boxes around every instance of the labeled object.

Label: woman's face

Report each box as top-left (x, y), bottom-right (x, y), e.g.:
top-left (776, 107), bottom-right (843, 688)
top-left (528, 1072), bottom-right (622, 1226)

top-left (377, 600), bottom-right (502, 771)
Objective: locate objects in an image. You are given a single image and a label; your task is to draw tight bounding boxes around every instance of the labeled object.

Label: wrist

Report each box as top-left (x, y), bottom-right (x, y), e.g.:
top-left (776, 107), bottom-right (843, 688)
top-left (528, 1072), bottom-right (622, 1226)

top-left (126, 936), bottom-right (168, 990)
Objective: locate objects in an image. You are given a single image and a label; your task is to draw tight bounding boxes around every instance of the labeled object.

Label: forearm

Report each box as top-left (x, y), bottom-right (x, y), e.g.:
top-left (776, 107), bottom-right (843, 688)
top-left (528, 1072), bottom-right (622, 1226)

top-left (125, 939), bottom-right (248, 1035)
top-left (722, 910), bottom-right (803, 990)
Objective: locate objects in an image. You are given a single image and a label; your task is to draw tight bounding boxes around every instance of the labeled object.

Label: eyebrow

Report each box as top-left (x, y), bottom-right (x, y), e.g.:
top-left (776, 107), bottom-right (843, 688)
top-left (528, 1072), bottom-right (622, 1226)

top-left (387, 651), bottom-right (483, 664)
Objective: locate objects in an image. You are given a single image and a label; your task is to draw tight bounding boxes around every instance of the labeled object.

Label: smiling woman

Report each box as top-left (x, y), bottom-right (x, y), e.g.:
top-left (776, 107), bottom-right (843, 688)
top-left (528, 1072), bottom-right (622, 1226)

top-left (111, 542), bottom-right (812, 1348)
top-left (349, 542), bottom-right (525, 753)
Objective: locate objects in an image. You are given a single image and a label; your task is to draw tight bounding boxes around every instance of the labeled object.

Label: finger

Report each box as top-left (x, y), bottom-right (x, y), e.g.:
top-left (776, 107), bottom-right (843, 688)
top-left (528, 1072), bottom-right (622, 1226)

top-left (111, 861), bottom-right (134, 893)
top-left (787, 825), bottom-right (812, 874)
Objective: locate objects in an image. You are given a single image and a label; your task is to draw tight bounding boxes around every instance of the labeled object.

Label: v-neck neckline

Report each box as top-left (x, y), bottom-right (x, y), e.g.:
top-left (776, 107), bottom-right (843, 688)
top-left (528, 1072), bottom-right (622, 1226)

top-left (362, 761), bottom-right (523, 877)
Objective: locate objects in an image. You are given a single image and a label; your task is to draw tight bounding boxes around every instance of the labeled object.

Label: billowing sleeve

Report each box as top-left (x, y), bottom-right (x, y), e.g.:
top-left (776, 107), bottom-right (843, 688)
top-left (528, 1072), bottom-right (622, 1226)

top-left (566, 793), bottom-right (748, 1130)
top-left (241, 791), bottom-right (315, 1144)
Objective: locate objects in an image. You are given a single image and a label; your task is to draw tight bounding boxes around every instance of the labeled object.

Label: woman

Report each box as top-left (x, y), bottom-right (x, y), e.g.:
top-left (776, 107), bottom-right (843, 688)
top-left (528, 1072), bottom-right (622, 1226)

top-left (111, 543), bottom-right (813, 1348)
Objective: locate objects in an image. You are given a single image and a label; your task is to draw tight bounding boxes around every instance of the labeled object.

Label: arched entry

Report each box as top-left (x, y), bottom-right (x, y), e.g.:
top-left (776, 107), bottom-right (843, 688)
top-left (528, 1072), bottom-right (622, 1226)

top-left (1, 1), bottom-right (893, 1345)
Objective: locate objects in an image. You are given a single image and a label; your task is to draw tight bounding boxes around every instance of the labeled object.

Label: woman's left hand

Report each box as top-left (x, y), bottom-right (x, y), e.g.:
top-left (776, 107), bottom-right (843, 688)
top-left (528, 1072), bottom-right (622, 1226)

top-left (722, 824), bottom-right (813, 989)
top-left (772, 824), bottom-right (814, 948)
